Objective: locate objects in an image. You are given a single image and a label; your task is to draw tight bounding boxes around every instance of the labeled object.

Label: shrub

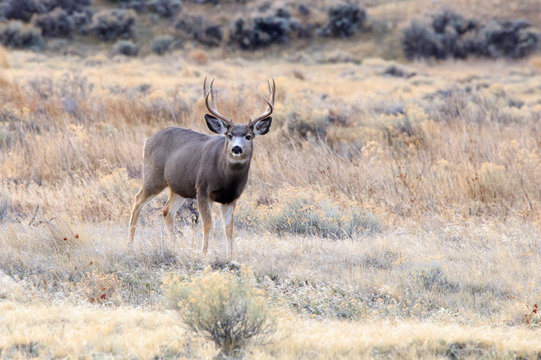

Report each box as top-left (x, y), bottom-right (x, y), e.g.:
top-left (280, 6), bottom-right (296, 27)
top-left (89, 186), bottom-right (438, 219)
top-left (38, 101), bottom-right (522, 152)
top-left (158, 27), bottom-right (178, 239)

top-left (402, 10), bottom-right (539, 60)
top-left (0, 0), bottom-right (91, 22)
top-left (113, 39), bottom-right (139, 56)
top-left (409, 261), bottom-right (458, 293)
top-left (47, 0), bottom-right (91, 13)
top-left (228, 7), bottom-right (313, 50)
top-left (119, 0), bottom-right (182, 18)
top-left (165, 268), bottom-right (275, 357)
top-left (0, 21), bottom-right (43, 49)
top-left (175, 15), bottom-right (222, 47)
top-left (402, 10), bottom-right (479, 60)
top-left (70, 9), bottom-right (93, 31)
top-left (191, 0), bottom-right (247, 3)
top-left (476, 20), bottom-right (539, 59)
top-left (475, 162), bottom-right (513, 203)
top-left (229, 12), bottom-right (295, 50)
top-left (89, 9), bottom-right (136, 41)
top-left (150, 34), bottom-right (173, 55)
top-left (0, 191), bottom-right (10, 223)
top-left (286, 109), bottom-right (330, 140)
top-left (33, 8), bottom-right (74, 38)
top-left (383, 65), bottom-right (416, 78)
top-left (146, 0), bottom-right (182, 18)
top-left (402, 21), bottom-right (443, 60)
top-left (268, 189), bottom-right (381, 238)
top-left (317, 3), bottom-right (366, 38)
top-left (0, 0), bottom-right (48, 22)
top-left (77, 269), bottom-right (122, 305)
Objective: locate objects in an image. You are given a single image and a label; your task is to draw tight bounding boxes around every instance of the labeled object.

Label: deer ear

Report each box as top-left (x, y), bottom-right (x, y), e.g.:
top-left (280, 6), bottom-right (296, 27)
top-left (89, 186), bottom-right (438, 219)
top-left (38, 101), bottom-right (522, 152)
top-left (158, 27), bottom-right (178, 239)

top-left (205, 114), bottom-right (228, 134)
top-left (252, 117), bottom-right (272, 136)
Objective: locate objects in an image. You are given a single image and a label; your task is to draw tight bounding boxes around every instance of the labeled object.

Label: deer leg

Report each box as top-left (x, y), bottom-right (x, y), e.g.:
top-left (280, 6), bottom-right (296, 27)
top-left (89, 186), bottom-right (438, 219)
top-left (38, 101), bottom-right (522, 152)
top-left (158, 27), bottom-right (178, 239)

top-left (128, 188), bottom-right (156, 243)
top-left (162, 188), bottom-right (185, 241)
top-left (198, 196), bottom-right (213, 254)
top-left (221, 202), bottom-right (236, 259)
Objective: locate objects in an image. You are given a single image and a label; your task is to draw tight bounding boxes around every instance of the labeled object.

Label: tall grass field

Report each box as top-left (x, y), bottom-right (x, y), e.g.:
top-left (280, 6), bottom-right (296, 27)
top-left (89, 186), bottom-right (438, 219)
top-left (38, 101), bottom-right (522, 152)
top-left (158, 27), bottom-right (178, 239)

top-left (1, 0), bottom-right (541, 358)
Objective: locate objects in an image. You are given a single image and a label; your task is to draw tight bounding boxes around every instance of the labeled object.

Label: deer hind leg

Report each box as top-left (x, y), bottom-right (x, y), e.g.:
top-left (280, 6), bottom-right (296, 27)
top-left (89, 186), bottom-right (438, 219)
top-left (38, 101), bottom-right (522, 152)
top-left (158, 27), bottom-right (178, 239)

top-left (221, 201), bottom-right (236, 259)
top-left (128, 188), bottom-right (158, 243)
top-left (197, 196), bottom-right (213, 254)
top-left (162, 188), bottom-right (185, 241)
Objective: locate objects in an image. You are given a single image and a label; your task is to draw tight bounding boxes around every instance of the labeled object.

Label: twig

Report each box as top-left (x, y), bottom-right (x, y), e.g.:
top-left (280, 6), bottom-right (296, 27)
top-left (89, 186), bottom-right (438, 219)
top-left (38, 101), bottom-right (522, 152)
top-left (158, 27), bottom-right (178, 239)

top-left (28, 204), bottom-right (39, 226)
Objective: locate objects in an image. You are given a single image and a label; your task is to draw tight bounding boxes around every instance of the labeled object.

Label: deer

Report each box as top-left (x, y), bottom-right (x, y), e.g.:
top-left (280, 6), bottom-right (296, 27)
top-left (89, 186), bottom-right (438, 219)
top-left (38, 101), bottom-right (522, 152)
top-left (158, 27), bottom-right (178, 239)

top-left (127, 77), bottom-right (275, 258)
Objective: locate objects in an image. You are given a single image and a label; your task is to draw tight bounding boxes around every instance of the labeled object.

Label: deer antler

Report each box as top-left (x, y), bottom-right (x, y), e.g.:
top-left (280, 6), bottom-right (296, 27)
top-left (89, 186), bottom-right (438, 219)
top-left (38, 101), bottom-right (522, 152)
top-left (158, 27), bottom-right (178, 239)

top-left (203, 77), bottom-right (234, 127)
top-left (248, 79), bottom-right (275, 127)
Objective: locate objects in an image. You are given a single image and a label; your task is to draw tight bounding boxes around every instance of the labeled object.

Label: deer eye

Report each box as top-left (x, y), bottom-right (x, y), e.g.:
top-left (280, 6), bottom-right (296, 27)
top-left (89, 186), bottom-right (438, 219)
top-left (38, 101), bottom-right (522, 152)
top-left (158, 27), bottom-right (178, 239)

top-left (245, 135), bottom-right (252, 140)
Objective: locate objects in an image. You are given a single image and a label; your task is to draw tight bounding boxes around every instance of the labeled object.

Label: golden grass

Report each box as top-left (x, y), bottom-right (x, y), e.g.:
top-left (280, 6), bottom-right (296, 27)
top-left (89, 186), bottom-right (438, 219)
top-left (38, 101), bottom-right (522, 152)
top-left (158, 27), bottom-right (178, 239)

top-left (2, 300), bottom-right (540, 359)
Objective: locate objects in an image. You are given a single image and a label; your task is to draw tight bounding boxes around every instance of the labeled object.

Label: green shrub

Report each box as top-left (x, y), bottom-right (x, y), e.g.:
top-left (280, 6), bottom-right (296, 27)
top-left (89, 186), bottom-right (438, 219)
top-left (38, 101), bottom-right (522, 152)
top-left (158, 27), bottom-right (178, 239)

top-left (165, 268), bottom-right (275, 357)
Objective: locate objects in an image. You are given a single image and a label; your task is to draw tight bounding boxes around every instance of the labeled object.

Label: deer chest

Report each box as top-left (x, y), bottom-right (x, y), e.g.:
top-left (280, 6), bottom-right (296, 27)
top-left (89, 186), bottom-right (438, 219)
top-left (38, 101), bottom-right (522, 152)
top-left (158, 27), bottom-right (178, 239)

top-left (209, 179), bottom-right (247, 204)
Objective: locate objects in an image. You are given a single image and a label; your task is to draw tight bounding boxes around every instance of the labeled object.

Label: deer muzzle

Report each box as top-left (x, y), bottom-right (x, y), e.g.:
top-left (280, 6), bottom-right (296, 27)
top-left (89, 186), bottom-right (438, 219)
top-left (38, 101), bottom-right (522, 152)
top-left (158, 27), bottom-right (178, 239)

top-left (232, 146), bottom-right (243, 156)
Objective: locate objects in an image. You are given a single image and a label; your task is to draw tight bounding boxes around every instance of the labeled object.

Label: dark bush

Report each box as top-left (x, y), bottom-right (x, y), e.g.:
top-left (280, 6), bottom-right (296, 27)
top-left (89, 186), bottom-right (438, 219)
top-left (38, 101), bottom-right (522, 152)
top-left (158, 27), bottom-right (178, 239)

top-left (0, 0), bottom-right (91, 22)
top-left (146, 0), bottom-right (182, 18)
top-left (230, 17), bottom-right (285, 50)
top-left (476, 20), bottom-right (539, 59)
top-left (70, 9), bottom-right (93, 31)
top-left (113, 39), bottom-right (139, 56)
top-left (115, 0), bottom-right (146, 12)
top-left (0, 21), bottom-right (44, 49)
top-left (403, 11), bottom-right (479, 60)
top-left (118, 0), bottom-right (182, 18)
top-left (150, 35), bottom-right (173, 54)
top-left (191, 0), bottom-right (247, 3)
top-left (431, 9), bottom-right (477, 35)
top-left (33, 8), bottom-right (74, 38)
top-left (0, 0), bottom-right (48, 22)
top-left (402, 10), bottom-right (539, 60)
top-left (402, 21), bottom-right (446, 60)
top-left (229, 10), bottom-right (299, 50)
top-left (297, 4), bottom-right (310, 16)
top-left (89, 9), bottom-right (136, 41)
top-left (383, 65), bottom-right (416, 78)
top-left (50, 0), bottom-right (91, 13)
top-left (175, 15), bottom-right (222, 47)
top-left (317, 3), bottom-right (366, 38)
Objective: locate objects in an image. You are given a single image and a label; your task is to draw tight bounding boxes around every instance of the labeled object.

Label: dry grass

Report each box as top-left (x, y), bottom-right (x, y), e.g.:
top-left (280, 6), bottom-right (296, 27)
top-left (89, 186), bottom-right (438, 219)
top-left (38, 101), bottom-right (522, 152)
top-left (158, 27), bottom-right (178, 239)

top-left (1, 22), bottom-right (541, 358)
top-left (2, 300), bottom-right (541, 359)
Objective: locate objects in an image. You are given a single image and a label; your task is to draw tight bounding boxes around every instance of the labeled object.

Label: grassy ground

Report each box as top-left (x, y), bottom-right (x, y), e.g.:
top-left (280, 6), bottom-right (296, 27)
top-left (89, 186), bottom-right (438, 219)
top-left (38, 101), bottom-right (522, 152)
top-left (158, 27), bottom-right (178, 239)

top-left (1, 44), bottom-right (541, 358)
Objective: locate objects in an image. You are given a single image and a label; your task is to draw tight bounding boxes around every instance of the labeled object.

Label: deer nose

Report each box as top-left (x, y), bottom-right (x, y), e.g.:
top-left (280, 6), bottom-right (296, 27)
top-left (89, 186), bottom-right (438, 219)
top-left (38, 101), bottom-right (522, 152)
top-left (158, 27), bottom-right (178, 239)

top-left (232, 146), bottom-right (243, 155)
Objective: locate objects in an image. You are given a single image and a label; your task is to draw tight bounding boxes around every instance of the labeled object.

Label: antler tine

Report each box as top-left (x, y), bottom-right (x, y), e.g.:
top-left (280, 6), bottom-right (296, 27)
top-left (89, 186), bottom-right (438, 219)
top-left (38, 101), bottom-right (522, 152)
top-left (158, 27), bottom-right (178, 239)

top-left (268, 78), bottom-right (275, 103)
top-left (203, 77), bottom-right (233, 126)
top-left (203, 76), bottom-right (208, 98)
top-left (210, 79), bottom-right (218, 111)
top-left (249, 78), bottom-right (275, 126)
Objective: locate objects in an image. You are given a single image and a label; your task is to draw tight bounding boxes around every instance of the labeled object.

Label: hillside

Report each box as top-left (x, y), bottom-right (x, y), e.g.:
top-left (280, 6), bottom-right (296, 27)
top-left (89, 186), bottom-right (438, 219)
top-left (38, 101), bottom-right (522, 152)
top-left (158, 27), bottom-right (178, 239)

top-left (0, 0), bottom-right (539, 60)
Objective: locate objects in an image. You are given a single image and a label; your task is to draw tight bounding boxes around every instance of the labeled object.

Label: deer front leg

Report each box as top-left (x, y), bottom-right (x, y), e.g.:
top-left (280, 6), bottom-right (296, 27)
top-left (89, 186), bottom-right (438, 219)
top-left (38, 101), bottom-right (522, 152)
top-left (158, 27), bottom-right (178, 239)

top-left (221, 201), bottom-right (236, 258)
top-left (198, 196), bottom-right (213, 254)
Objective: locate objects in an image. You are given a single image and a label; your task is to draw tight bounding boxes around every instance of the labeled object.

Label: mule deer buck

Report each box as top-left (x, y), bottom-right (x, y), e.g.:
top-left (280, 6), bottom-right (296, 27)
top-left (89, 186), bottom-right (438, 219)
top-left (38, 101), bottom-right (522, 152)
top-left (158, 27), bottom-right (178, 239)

top-left (128, 78), bottom-right (275, 258)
